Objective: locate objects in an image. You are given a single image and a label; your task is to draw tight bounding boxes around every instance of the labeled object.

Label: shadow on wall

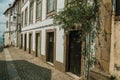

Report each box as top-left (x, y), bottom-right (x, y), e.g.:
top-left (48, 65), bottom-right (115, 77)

top-left (0, 60), bottom-right (51, 80)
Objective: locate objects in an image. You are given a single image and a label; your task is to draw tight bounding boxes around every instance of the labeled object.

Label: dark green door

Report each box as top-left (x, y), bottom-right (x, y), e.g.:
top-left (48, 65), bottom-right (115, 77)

top-left (68, 30), bottom-right (81, 76)
top-left (36, 33), bottom-right (40, 57)
top-left (46, 32), bottom-right (54, 63)
top-left (29, 34), bottom-right (32, 54)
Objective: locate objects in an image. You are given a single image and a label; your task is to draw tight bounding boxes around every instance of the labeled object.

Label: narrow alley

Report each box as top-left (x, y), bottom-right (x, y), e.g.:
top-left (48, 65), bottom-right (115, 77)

top-left (0, 47), bottom-right (75, 80)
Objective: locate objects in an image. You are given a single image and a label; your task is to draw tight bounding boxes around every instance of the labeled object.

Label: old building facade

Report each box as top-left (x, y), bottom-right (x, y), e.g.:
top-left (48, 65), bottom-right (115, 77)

top-left (4, 7), bottom-right (11, 47)
top-left (4, 0), bottom-right (120, 80)
top-left (20, 0), bottom-right (86, 78)
top-left (4, 0), bottom-right (21, 47)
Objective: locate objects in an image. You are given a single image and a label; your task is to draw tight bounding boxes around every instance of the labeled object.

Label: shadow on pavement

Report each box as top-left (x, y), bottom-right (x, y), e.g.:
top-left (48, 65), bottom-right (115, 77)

top-left (0, 60), bottom-right (51, 80)
top-left (0, 60), bottom-right (8, 80)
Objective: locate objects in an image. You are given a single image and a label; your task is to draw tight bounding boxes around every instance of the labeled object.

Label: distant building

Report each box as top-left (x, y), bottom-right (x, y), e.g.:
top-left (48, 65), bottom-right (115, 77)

top-left (4, 6), bottom-right (12, 47)
top-left (4, 0), bottom-right (21, 47)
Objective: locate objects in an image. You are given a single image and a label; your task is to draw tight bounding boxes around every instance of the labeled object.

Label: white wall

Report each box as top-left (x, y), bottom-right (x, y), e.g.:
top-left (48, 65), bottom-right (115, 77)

top-left (21, 0), bottom-right (65, 63)
top-left (56, 27), bottom-right (64, 63)
top-left (4, 33), bottom-right (10, 46)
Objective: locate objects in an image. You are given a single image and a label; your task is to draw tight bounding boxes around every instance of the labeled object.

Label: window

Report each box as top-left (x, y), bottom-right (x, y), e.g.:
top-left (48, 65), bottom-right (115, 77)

top-left (21, 12), bottom-right (23, 27)
top-left (29, 2), bottom-right (34, 24)
top-left (25, 7), bottom-right (28, 25)
top-left (6, 21), bottom-right (8, 28)
top-left (36, 0), bottom-right (42, 20)
top-left (47, 0), bottom-right (56, 14)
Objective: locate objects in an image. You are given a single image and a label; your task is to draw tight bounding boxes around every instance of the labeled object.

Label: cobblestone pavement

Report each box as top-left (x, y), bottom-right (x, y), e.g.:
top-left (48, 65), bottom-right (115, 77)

top-left (2, 47), bottom-right (76, 80)
top-left (0, 52), bottom-right (9, 80)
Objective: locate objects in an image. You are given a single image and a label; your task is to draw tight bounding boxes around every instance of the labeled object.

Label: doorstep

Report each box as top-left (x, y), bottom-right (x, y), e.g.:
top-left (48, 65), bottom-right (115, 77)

top-left (66, 72), bottom-right (83, 80)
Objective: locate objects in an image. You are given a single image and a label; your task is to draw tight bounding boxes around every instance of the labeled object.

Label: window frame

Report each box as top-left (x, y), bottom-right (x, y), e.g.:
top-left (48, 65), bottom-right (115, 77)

top-left (46, 0), bottom-right (57, 17)
top-left (6, 21), bottom-right (8, 28)
top-left (21, 12), bottom-right (24, 27)
top-left (36, 0), bottom-right (42, 21)
top-left (25, 7), bottom-right (28, 26)
top-left (29, 1), bottom-right (34, 24)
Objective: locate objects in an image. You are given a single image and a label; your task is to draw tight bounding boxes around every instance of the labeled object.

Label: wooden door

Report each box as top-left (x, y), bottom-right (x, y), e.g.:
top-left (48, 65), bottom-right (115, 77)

top-left (46, 32), bottom-right (54, 63)
top-left (29, 34), bottom-right (32, 54)
top-left (36, 33), bottom-right (41, 57)
top-left (68, 30), bottom-right (81, 76)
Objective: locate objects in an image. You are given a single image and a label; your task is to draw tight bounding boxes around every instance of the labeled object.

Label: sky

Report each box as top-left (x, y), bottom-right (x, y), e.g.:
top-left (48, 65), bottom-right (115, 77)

top-left (0, 0), bottom-right (14, 37)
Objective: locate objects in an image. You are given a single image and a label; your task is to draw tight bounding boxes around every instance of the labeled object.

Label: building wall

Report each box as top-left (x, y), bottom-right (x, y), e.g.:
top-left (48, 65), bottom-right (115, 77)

top-left (21, 0), bottom-right (65, 63)
top-left (4, 11), bottom-right (11, 46)
top-left (94, 0), bottom-right (112, 73)
top-left (4, 0), bottom-right (21, 47)
top-left (114, 21), bottom-right (120, 67)
top-left (112, 21), bottom-right (120, 78)
top-left (20, 0), bottom-right (114, 79)
top-left (4, 33), bottom-right (11, 46)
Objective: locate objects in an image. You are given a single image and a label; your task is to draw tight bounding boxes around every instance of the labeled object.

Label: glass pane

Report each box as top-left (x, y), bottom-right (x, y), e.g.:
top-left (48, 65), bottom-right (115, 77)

top-left (37, 0), bottom-right (41, 18)
top-left (25, 8), bottom-right (28, 25)
top-left (48, 0), bottom-right (54, 12)
top-left (30, 2), bottom-right (33, 22)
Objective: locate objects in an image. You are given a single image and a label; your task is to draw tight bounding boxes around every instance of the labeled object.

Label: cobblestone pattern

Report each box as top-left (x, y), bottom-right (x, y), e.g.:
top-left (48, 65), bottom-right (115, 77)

top-left (13, 60), bottom-right (51, 80)
top-left (0, 52), bottom-right (9, 80)
top-left (8, 47), bottom-right (75, 80)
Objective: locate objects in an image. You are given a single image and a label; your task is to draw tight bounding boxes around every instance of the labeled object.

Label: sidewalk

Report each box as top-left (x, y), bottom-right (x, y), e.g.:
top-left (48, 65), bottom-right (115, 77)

top-left (4, 47), bottom-right (76, 80)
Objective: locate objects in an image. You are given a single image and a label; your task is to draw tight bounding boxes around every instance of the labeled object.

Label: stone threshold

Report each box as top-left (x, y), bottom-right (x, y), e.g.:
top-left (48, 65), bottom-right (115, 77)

top-left (66, 72), bottom-right (82, 80)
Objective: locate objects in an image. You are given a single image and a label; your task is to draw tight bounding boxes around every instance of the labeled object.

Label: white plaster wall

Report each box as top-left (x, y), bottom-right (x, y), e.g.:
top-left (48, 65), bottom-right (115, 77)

top-left (21, 0), bottom-right (65, 63)
top-left (4, 9), bottom-right (17, 46)
top-left (32, 31), bottom-right (35, 51)
top-left (57, 0), bottom-right (65, 12)
top-left (5, 14), bottom-right (10, 32)
top-left (41, 29), bottom-right (46, 55)
top-left (4, 33), bottom-right (10, 46)
top-left (56, 27), bottom-right (64, 63)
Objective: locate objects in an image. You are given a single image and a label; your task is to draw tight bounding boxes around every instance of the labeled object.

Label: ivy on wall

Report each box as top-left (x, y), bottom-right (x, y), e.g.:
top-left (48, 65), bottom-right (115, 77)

top-left (53, 0), bottom-right (100, 79)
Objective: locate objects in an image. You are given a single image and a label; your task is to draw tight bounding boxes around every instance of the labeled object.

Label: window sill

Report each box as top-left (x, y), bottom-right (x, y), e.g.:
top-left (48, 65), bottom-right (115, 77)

top-left (46, 11), bottom-right (56, 19)
top-left (36, 17), bottom-right (41, 22)
top-left (66, 72), bottom-right (82, 80)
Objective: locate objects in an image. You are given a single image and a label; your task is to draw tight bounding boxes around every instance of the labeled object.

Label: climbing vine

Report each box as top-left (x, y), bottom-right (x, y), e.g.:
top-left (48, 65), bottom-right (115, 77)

top-left (53, 0), bottom-right (100, 79)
